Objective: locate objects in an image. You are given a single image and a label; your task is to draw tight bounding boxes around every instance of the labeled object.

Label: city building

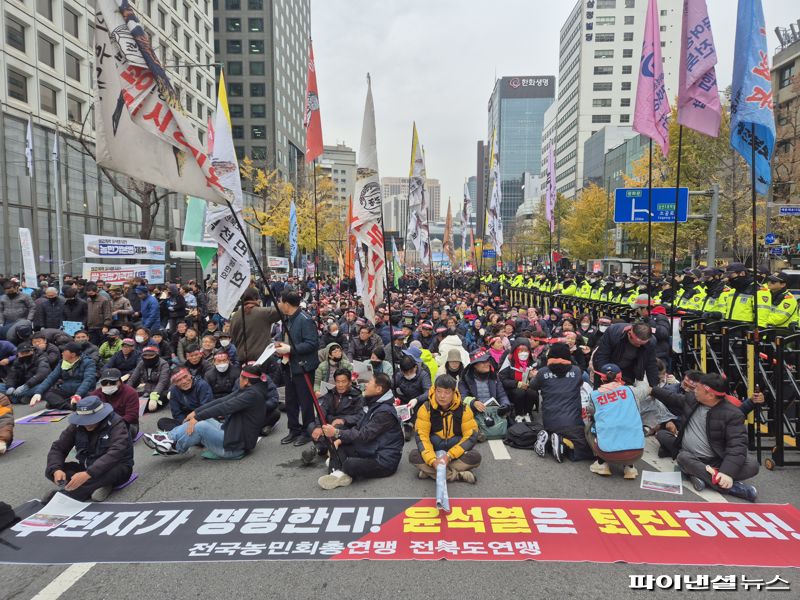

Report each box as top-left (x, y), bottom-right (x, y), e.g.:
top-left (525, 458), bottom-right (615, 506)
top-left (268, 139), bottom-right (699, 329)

top-left (772, 21), bottom-right (800, 205)
top-left (538, 101), bottom-right (559, 201)
top-left (214, 0), bottom-right (310, 182)
top-left (487, 75), bottom-right (555, 236)
top-left (381, 176), bottom-right (441, 221)
top-left (0, 0), bottom-right (217, 274)
top-left (318, 143), bottom-right (356, 221)
top-left (582, 126), bottom-right (640, 188)
top-left (466, 175), bottom-right (477, 215)
top-left (382, 193), bottom-right (407, 236)
top-left (555, 0), bottom-right (681, 198)
top-left (475, 140), bottom-right (487, 238)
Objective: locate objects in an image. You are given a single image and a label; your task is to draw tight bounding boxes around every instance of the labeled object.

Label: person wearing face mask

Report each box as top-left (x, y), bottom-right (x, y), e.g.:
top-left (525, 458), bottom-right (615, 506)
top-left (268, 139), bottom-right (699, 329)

top-left (104, 338), bottom-right (140, 378)
top-left (33, 287), bottom-right (65, 331)
top-left (0, 280), bottom-right (35, 340)
top-left (577, 314), bottom-right (596, 340)
top-left (393, 351), bottom-right (432, 442)
top-left (0, 342), bottom-right (49, 404)
top-left (436, 348), bottom-right (467, 382)
top-left (498, 339), bottom-right (539, 421)
top-left (216, 331), bottom-right (238, 364)
top-left (715, 262), bottom-right (757, 323)
top-left (134, 327), bottom-right (151, 351)
top-left (588, 316), bottom-right (612, 349)
top-left (369, 347), bottom-right (393, 378)
top-left (128, 345), bottom-right (171, 412)
top-left (319, 321), bottom-right (344, 350)
top-left (205, 352), bottom-right (242, 399)
top-left (98, 328), bottom-right (123, 362)
top-left (30, 342), bottom-right (97, 409)
top-left (313, 342), bottom-right (352, 393)
top-left (89, 368), bottom-right (140, 437)
top-left (84, 282), bottom-right (112, 346)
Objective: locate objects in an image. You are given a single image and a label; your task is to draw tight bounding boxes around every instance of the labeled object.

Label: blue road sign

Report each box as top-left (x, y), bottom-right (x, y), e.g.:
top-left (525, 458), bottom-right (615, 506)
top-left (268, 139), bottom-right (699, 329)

top-left (482, 249), bottom-right (496, 259)
top-left (778, 206), bottom-right (800, 216)
top-left (613, 187), bottom-right (689, 223)
top-left (765, 233), bottom-right (776, 245)
top-left (770, 247), bottom-right (784, 256)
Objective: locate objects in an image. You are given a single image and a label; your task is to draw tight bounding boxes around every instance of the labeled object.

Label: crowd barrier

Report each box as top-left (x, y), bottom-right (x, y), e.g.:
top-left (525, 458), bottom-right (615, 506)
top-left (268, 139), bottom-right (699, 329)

top-left (503, 285), bottom-right (800, 470)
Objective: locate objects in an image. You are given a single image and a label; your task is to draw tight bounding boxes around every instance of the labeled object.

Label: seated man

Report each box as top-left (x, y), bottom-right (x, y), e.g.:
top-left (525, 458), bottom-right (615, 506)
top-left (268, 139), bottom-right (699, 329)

top-left (104, 338), bottom-right (139, 377)
top-left (32, 331), bottom-right (61, 369)
top-left (1, 341), bottom-right (50, 404)
top-left (0, 392), bottom-right (13, 454)
top-left (217, 331), bottom-right (238, 365)
top-left (183, 343), bottom-right (210, 379)
top-left (314, 342), bottom-right (352, 393)
top-left (458, 349), bottom-right (512, 438)
top-left (30, 342), bottom-right (97, 409)
top-left (652, 373), bottom-right (759, 500)
top-left (45, 396), bottom-right (134, 502)
top-left (157, 367), bottom-right (214, 432)
top-left (128, 345), bottom-right (171, 412)
top-left (393, 353), bottom-right (432, 441)
top-left (409, 374), bottom-right (481, 483)
top-left (143, 363), bottom-right (277, 460)
top-left (204, 351), bottom-right (241, 399)
top-left (302, 367), bottom-right (364, 466)
top-left (316, 373), bottom-right (404, 489)
top-left (98, 329), bottom-right (122, 363)
top-left (74, 330), bottom-right (102, 369)
top-left (90, 368), bottom-right (141, 437)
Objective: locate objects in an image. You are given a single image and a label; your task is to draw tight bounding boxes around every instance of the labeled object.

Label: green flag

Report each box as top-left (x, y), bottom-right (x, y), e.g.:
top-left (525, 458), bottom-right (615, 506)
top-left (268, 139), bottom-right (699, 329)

top-left (194, 246), bottom-right (217, 270)
top-left (391, 237), bottom-right (403, 288)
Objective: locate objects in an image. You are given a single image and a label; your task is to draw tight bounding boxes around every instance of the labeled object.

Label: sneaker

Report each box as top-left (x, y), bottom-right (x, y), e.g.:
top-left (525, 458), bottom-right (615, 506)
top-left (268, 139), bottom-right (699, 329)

top-left (657, 446), bottom-right (671, 459)
top-left (260, 425), bottom-right (274, 437)
top-left (623, 465), bottom-right (638, 480)
top-left (727, 481), bottom-right (758, 502)
top-left (403, 423), bottom-right (414, 442)
top-left (317, 469), bottom-right (353, 490)
top-left (523, 414), bottom-right (532, 423)
top-left (476, 431), bottom-right (487, 443)
top-left (280, 432), bottom-right (299, 445)
top-left (292, 434), bottom-right (312, 447)
top-left (590, 460), bottom-right (612, 476)
top-left (689, 475), bottom-right (707, 492)
top-left (417, 470), bottom-right (429, 480)
top-left (457, 470), bottom-right (477, 484)
top-left (534, 430), bottom-right (549, 458)
top-left (90, 485), bottom-right (113, 502)
top-left (550, 433), bottom-right (564, 463)
top-left (514, 415), bottom-right (524, 424)
top-left (143, 432), bottom-right (174, 454)
top-left (301, 447), bottom-right (317, 466)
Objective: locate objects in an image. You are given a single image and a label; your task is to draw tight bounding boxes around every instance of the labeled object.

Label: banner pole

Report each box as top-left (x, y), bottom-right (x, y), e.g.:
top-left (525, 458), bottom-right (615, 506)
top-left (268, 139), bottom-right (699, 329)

top-left (647, 139), bottom-right (653, 301)
top-left (669, 126), bottom-right (683, 346)
top-left (312, 159), bottom-right (321, 328)
top-left (750, 122), bottom-right (761, 460)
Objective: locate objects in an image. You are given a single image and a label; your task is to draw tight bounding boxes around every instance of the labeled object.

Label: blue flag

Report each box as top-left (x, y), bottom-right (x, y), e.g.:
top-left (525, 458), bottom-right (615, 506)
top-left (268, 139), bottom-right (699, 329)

top-left (729, 0), bottom-right (775, 195)
top-left (289, 200), bottom-right (298, 264)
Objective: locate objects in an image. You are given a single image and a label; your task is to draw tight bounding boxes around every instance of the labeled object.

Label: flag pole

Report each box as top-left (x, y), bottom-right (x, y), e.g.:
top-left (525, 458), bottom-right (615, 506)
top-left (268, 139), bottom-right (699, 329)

top-left (669, 125), bottom-right (683, 337)
top-left (378, 211), bottom-right (396, 368)
top-left (750, 122), bottom-right (761, 459)
top-left (312, 159), bottom-right (321, 328)
top-left (647, 139), bottom-right (653, 301)
top-left (52, 132), bottom-right (64, 290)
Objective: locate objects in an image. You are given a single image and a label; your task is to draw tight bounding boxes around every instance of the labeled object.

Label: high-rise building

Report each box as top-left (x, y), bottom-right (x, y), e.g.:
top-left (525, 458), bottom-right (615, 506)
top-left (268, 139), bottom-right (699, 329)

top-left (380, 176), bottom-right (441, 220)
top-left (538, 102), bottom-right (559, 201)
top-left (214, 0), bottom-right (310, 182)
top-left (318, 143), bottom-right (356, 221)
top-left (582, 126), bottom-right (640, 188)
top-left (0, 0), bottom-right (215, 273)
top-left (772, 22), bottom-right (800, 205)
top-left (466, 176), bottom-right (478, 215)
top-left (487, 76), bottom-right (556, 234)
top-left (555, 0), bottom-right (681, 198)
top-left (475, 140), bottom-right (488, 238)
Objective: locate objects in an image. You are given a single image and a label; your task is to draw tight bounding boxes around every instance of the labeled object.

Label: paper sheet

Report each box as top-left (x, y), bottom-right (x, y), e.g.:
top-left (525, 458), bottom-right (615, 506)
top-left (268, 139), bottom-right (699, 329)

top-left (640, 469), bottom-right (683, 495)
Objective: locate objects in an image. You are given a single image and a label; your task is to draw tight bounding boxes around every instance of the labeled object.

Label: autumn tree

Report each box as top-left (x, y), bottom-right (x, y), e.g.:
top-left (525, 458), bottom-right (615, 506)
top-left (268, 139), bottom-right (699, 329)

top-left (562, 184), bottom-right (613, 260)
top-left (512, 192), bottom-right (573, 264)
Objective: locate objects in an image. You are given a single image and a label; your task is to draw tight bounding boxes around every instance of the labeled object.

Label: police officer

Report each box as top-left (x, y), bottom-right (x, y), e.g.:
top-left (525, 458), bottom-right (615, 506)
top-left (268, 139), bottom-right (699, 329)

top-left (756, 271), bottom-right (798, 329)
top-left (720, 263), bottom-right (756, 323)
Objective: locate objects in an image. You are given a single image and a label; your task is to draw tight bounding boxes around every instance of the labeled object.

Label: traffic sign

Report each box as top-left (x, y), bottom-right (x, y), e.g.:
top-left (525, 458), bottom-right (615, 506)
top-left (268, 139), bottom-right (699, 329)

top-left (765, 233), bottom-right (777, 245)
top-left (778, 206), bottom-right (800, 216)
top-left (770, 247), bottom-right (784, 256)
top-left (482, 249), bottom-right (496, 258)
top-left (613, 187), bottom-right (689, 223)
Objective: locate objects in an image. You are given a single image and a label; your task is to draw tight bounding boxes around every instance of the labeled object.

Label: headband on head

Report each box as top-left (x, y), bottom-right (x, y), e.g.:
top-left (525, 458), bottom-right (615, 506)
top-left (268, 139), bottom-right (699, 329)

top-left (547, 358), bottom-right (572, 366)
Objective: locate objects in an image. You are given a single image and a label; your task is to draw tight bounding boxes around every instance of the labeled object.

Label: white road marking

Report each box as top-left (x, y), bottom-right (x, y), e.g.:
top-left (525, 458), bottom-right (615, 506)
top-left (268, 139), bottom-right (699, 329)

top-left (488, 439), bottom-right (511, 460)
top-left (31, 563), bottom-right (95, 600)
top-left (641, 437), bottom-right (727, 502)
top-left (15, 408), bottom-right (45, 423)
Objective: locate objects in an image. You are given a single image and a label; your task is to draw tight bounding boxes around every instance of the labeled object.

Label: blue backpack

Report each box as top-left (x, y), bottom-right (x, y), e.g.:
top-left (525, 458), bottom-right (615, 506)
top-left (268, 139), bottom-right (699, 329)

top-left (590, 385), bottom-right (644, 453)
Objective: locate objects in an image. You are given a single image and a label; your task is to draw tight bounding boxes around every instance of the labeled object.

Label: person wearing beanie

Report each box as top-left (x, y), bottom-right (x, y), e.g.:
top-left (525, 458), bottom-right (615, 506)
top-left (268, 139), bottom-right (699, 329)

top-left (498, 338), bottom-right (539, 421)
top-left (528, 342), bottom-right (592, 463)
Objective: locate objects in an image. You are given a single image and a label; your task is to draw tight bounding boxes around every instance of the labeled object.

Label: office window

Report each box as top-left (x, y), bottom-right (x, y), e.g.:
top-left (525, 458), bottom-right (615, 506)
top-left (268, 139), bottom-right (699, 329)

top-left (251, 125), bottom-right (266, 139)
top-left (250, 61), bottom-right (265, 76)
top-left (228, 82), bottom-right (243, 96)
top-left (624, 16), bottom-right (634, 25)
top-left (185, 93), bottom-right (193, 113)
top-left (227, 40), bottom-right (242, 54)
top-left (172, 20), bottom-right (180, 36)
top-left (37, 0), bottom-right (53, 20)
top-left (250, 83), bottom-right (266, 96)
top-left (621, 98), bottom-right (631, 107)
top-left (623, 32), bottom-right (634, 41)
top-left (595, 33), bottom-right (615, 42)
top-left (229, 104), bottom-right (244, 118)
top-left (251, 147), bottom-right (266, 160)
top-left (660, 9), bottom-right (667, 16)
top-left (64, 8), bottom-right (80, 37)
top-left (251, 104), bottom-right (266, 118)
top-left (592, 115), bottom-right (611, 124)
top-left (226, 18), bottom-right (241, 32)
top-left (779, 64), bottom-right (795, 89)
top-left (38, 36), bottom-right (56, 68)
top-left (596, 0), bottom-right (615, 7)
top-left (596, 16), bottom-right (615, 26)
top-left (66, 52), bottom-right (81, 81)
top-left (249, 18), bottom-right (264, 32)
top-left (214, 39), bottom-right (219, 54)
top-left (623, 49), bottom-right (633, 58)
top-left (660, 25), bottom-right (667, 32)
top-left (40, 83), bottom-right (57, 114)
top-left (67, 96), bottom-right (82, 122)
top-left (183, 3), bottom-right (190, 20)
top-left (248, 0), bottom-right (263, 8)
top-left (7, 69), bottom-right (28, 102)
top-left (225, 0), bottom-right (240, 8)
top-left (213, 17), bottom-right (218, 32)
top-left (621, 81), bottom-right (632, 91)
top-left (620, 114), bottom-right (630, 123)
top-left (594, 66), bottom-right (613, 75)
top-left (593, 99), bottom-right (612, 107)
top-left (625, 0), bottom-right (635, 6)
top-left (184, 33), bottom-right (191, 51)
top-left (235, 146), bottom-right (245, 159)
top-left (6, 19), bottom-right (25, 52)
top-left (594, 49), bottom-right (614, 59)
top-left (232, 126), bottom-right (244, 139)
top-left (249, 40), bottom-right (264, 54)
top-left (593, 82), bottom-right (613, 91)
top-left (228, 61), bottom-right (243, 76)
top-left (661, 41), bottom-right (666, 47)
top-left (195, 15), bottom-right (200, 33)
top-left (622, 65), bottom-right (632, 75)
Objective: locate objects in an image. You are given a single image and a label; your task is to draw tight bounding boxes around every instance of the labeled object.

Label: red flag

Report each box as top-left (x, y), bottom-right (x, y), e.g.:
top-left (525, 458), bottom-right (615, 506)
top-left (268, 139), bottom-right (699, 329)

top-left (303, 38), bottom-right (323, 163)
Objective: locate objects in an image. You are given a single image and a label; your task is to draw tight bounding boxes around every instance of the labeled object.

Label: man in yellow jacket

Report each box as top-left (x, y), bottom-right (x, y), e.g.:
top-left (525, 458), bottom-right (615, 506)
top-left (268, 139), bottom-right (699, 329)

top-left (757, 271), bottom-right (798, 329)
top-left (409, 374), bottom-right (481, 483)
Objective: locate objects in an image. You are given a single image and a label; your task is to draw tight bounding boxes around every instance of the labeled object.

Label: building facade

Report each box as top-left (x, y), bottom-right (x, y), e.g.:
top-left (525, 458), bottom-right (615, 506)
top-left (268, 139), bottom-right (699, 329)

top-left (381, 176), bottom-right (441, 221)
top-left (582, 125), bottom-right (640, 187)
top-left (772, 22), bottom-right (800, 206)
top-left (214, 0), bottom-right (310, 182)
top-left (318, 143), bottom-right (355, 222)
top-left (555, 0), bottom-right (681, 198)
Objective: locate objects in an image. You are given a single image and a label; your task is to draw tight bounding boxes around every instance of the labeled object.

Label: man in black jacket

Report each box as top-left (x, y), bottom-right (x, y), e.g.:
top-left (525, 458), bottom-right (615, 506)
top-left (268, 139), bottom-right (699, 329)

top-left (144, 363), bottom-right (278, 459)
top-left (204, 351), bottom-right (241, 399)
top-left (33, 287), bottom-right (65, 331)
top-left (652, 373), bottom-right (759, 501)
top-left (45, 396), bottom-right (134, 502)
top-left (592, 322), bottom-right (660, 387)
top-left (302, 367), bottom-right (364, 465)
top-left (1, 342), bottom-right (50, 403)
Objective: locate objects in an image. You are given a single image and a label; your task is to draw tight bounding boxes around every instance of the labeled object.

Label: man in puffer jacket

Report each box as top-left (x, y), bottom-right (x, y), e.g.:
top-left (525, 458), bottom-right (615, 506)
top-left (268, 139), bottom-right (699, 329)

top-left (1, 342), bottom-right (50, 403)
top-left (128, 345), bottom-right (171, 412)
top-left (30, 342), bottom-right (97, 409)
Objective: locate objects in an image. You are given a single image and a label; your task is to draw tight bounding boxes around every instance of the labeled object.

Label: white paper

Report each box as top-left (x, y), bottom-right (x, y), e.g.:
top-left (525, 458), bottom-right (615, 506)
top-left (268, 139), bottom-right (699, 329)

top-left (13, 493), bottom-right (89, 536)
top-left (255, 343), bottom-right (276, 365)
top-left (352, 360), bottom-right (373, 382)
top-left (395, 403), bottom-right (412, 422)
top-left (640, 469), bottom-right (683, 495)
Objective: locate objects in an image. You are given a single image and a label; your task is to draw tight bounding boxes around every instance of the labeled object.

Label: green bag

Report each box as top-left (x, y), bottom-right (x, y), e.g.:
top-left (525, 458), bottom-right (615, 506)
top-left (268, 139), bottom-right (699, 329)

top-left (475, 405), bottom-right (508, 440)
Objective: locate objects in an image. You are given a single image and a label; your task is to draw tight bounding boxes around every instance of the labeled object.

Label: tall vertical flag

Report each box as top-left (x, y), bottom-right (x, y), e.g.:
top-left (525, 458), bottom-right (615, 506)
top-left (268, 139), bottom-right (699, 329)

top-left (545, 142), bottom-right (557, 233)
top-left (730, 0), bottom-right (775, 195)
top-left (350, 75), bottom-right (386, 323)
top-left (406, 123), bottom-right (431, 265)
top-left (303, 38), bottom-right (323, 163)
top-left (677, 0), bottom-right (721, 137)
top-left (344, 196), bottom-right (355, 278)
top-left (204, 72), bottom-right (252, 317)
top-left (25, 118), bottom-right (34, 177)
top-left (633, 0), bottom-right (671, 156)
top-left (461, 182), bottom-right (471, 268)
top-left (443, 198), bottom-right (455, 267)
top-left (487, 128), bottom-right (503, 256)
top-left (289, 200), bottom-right (299, 264)
top-left (391, 237), bottom-right (403, 288)
top-left (18, 228), bottom-right (38, 289)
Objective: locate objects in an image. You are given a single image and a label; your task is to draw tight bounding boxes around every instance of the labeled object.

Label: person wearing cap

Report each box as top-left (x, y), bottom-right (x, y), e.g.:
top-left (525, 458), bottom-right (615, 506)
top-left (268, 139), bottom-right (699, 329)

top-left (756, 271), bottom-right (797, 329)
top-left (0, 341), bottom-right (49, 404)
top-left (205, 351), bottom-right (242, 399)
top-left (458, 349), bottom-right (512, 431)
top-left (158, 367), bottom-right (214, 432)
top-left (651, 373), bottom-right (759, 501)
top-left (437, 347), bottom-right (468, 381)
top-left (393, 347), bottom-right (432, 441)
top-left (104, 337), bottom-right (140, 378)
top-left (45, 395), bottom-right (134, 502)
top-left (349, 321), bottom-right (384, 363)
top-left (413, 321), bottom-right (436, 351)
top-left (0, 279), bottom-right (35, 340)
top-left (30, 341), bottom-right (97, 409)
top-left (32, 287), bottom-right (65, 331)
top-left (697, 268), bottom-right (726, 314)
top-left (228, 288), bottom-right (281, 363)
top-left (89, 368), bottom-right (141, 437)
top-left (144, 362), bottom-right (277, 459)
top-left (717, 262), bottom-right (757, 323)
top-left (128, 345), bottom-right (171, 412)
top-left (98, 328), bottom-right (123, 362)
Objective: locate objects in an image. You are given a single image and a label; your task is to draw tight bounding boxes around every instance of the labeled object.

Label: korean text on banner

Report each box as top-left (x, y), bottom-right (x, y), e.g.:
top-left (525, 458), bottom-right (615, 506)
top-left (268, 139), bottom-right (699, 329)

top-left (82, 263), bottom-right (165, 285)
top-left (18, 228), bottom-right (38, 289)
top-left (83, 234), bottom-right (166, 261)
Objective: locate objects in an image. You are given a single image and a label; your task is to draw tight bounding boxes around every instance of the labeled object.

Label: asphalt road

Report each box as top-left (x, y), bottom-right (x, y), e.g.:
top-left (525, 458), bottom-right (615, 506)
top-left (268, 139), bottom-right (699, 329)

top-left (1, 398), bottom-right (799, 600)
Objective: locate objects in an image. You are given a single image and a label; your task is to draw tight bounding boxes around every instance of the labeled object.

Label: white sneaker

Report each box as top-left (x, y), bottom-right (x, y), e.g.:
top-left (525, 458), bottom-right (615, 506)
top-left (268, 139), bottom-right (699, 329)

top-left (143, 433), bottom-right (177, 455)
top-left (0, 441), bottom-right (6, 455)
top-left (590, 460), bottom-right (612, 476)
top-left (515, 415), bottom-right (524, 423)
top-left (318, 469), bottom-right (353, 490)
top-left (623, 465), bottom-right (638, 480)
top-left (534, 430), bottom-right (549, 458)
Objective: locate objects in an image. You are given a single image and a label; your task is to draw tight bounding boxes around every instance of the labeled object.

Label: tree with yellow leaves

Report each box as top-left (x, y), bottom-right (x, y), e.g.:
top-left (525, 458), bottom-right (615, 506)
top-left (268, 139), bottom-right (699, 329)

top-left (561, 184), bottom-right (613, 260)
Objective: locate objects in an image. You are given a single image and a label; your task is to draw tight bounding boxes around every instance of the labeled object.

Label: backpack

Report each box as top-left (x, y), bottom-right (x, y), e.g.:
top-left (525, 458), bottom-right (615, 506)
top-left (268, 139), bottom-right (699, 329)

top-left (503, 421), bottom-right (538, 449)
top-left (475, 405), bottom-right (507, 440)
